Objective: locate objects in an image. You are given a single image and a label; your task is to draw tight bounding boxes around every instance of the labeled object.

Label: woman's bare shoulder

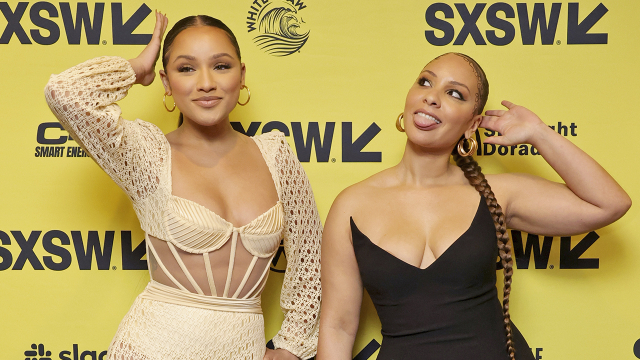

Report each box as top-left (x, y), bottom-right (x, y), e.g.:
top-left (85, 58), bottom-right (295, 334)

top-left (331, 167), bottom-right (397, 214)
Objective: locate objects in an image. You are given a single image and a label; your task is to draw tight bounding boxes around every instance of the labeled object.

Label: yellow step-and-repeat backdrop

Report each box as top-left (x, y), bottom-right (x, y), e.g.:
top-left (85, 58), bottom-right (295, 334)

top-left (1, 1), bottom-right (638, 359)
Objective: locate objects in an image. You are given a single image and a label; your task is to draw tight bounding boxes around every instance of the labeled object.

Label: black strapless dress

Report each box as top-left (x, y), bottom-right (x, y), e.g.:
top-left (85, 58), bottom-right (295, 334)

top-left (350, 196), bottom-right (534, 360)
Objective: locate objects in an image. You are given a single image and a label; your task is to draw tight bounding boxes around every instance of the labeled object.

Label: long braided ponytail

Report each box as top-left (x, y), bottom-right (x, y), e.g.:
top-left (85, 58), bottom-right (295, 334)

top-left (447, 52), bottom-right (517, 360)
top-left (453, 151), bottom-right (516, 360)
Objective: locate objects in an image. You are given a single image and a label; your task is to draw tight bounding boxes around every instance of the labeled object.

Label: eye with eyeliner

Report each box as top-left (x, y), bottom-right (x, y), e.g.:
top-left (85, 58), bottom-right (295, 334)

top-left (214, 63), bottom-right (231, 70)
top-left (418, 77), bottom-right (432, 87)
top-left (419, 76), bottom-right (465, 100)
top-left (449, 89), bottom-right (465, 101)
top-left (177, 65), bottom-right (194, 73)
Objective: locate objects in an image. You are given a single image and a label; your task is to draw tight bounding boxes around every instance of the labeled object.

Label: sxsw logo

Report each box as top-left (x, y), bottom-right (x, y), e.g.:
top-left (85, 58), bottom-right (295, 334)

top-left (232, 121), bottom-right (382, 162)
top-left (425, 2), bottom-right (608, 46)
top-left (0, 2), bottom-right (152, 45)
top-left (502, 230), bottom-right (600, 270)
top-left (0, 230), bottom-right (147, 271)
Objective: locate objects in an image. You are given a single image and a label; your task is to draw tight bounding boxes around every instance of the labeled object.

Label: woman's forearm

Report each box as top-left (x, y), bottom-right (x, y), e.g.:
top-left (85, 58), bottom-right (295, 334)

top-left (317, 326), bottom-right (358, 360)
top-left (530, 123), bottom-right (631, 219)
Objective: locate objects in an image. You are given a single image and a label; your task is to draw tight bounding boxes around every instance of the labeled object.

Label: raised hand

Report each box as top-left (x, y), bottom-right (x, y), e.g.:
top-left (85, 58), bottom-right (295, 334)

top-left (481, 100), bottom-right (549, 147)
top-left (128, 10), bottom-right (168, 86)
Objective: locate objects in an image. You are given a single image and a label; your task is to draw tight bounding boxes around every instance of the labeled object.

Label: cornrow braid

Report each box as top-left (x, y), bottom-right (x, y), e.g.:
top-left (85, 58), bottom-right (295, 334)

top-left (453, 149), bottom-right (516, 360)
top-left (430, 52), bottom-right (489, 116)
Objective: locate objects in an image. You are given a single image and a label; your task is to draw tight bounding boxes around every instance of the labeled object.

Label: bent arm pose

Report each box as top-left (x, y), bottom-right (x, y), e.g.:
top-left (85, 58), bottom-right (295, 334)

top-left (317, 53), bottom-right (629, 360)
top-left (45, 12), bottom-right (321, 360)
top-left (482, 101), bottom-right (630, 236)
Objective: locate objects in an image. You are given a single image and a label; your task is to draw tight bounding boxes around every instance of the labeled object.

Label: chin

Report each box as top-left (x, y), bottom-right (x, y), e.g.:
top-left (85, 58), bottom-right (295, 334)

top-left (406, 130), bottom-right (456, 153)
top-left (183, 110), bottom-right (232, 127)
top-left (190, 117), bottom-right (229, 127)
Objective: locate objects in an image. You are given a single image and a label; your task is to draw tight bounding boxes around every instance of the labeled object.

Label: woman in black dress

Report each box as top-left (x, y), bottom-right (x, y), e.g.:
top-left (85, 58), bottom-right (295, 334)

top-left (316, 53), bottom-right (630, 360)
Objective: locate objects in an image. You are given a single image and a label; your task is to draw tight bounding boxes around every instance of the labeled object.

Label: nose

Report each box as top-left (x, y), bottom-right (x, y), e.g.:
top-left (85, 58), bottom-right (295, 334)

top-left (197, 69), bottom-right (217, 92)
top-left (423, 89), bottom-right (440, 107)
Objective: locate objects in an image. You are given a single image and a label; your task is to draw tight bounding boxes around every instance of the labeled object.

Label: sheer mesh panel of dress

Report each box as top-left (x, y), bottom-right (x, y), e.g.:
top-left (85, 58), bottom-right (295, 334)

top-left (146, 196), bottom-right (284, 300)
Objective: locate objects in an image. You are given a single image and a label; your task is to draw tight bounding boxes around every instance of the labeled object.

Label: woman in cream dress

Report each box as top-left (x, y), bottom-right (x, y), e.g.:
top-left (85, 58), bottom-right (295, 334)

top-left (45, 12), bottom-right (321, 360)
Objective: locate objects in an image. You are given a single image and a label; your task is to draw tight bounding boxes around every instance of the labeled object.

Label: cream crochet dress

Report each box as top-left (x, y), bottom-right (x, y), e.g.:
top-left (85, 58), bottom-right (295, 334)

top-left (44, 57), bottom-right (322, 360)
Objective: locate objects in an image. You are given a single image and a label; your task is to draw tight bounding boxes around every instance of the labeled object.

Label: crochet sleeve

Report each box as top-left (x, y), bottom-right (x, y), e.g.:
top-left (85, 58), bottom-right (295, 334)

top-left (271, 135), bottom-right (323, 359)
top-left (44, 56), bottom-right (166, 202)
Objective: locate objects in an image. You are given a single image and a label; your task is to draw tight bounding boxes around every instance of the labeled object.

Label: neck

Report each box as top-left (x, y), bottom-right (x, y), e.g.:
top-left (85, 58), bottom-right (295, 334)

top-left (175, 116), bottom-right (241, 151)
top-left (395, 139), bottom-right (458, 187)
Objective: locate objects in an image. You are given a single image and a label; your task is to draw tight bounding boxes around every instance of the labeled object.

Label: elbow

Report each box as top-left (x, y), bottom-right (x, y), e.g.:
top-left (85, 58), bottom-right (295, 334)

top-left (44, 78), bottom-right (64, 113)
top-left (44, 81), bottom-right (56, 106)
top-left (44, 78), bottom-right (76, 126)
top-left (44, 75), bottom-right (61, 102)
top-left (318, 315), bottom-right (359, 342)
top-left (614, 194), bottom-right (632, 221)
top-left (601, 194), bottom-right (632, 226)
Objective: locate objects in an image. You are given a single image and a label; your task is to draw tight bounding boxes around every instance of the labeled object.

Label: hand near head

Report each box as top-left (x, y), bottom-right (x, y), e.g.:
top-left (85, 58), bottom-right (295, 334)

top-left (128, 10), bottom-right (168, 86)
top-left (481, 100), bottom-right (549, 146)
top-left (263, 348), bottom-right (300, 360)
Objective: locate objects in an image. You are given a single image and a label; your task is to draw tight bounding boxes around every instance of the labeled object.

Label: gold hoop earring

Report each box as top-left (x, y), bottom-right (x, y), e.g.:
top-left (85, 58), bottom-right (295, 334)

top-left (238, 85), bottom-right (251, 106)
top-left (457, 137), bottom-right (477, 157)
top-left (163, 92), bottom-right (176, 112)
top-left (396, 112), bottom-right (405, 132)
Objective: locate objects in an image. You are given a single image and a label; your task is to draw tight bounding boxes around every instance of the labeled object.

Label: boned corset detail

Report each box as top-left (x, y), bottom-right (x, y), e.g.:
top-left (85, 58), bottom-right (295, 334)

top-left (164, 195), bottom-right (284, 255)
top-left (145, 196), bottom-right (285, 307)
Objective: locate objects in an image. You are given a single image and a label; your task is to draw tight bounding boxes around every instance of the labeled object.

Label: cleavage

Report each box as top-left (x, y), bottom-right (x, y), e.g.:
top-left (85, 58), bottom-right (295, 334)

top-left (356, 196), bottom-right (481, 269)
top-left (169, 140), bottom-right (279, 228)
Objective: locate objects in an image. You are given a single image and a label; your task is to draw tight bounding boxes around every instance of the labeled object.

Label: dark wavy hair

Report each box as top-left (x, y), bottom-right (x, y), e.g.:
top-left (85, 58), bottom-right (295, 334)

top-left (161, 15), bottom-right (241, 127)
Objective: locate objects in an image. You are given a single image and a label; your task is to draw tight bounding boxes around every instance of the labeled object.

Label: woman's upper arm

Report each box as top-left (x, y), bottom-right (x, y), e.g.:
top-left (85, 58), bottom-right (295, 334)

top-left (319, 189), bottom-right (364, 338)
top-left (44, 56), bottom-right (165, 201)
top-left (488, 173), bottom-right (621, 236)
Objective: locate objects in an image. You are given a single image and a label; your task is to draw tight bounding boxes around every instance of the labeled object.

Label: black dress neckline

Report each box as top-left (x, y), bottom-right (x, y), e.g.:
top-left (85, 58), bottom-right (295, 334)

top-left (349, 195), bottom-right (483, 271)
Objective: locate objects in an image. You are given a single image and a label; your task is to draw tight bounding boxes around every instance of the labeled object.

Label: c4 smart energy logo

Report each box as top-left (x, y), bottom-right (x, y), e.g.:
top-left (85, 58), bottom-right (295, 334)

top-left (246, 0), bottom-right (309, 56)
top-left (35, 122), bottom-right (89, 158)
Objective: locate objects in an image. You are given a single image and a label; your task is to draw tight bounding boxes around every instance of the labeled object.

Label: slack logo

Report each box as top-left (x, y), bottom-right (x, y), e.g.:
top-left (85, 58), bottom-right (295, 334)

top-left (25, 343), bottom-right (52, 360)
top-left (23, 343), bottom-right (107, 360)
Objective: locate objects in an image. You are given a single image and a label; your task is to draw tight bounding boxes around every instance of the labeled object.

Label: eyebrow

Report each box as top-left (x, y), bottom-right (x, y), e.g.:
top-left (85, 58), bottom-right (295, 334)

top-left (421, 69), bottom-right (437, 77)
top-left (449, 81), bottom-right (470, 93)
top-left (173, 53), bottom-right (234, 63)
top-left (421, 70), bottom-right (471, 93)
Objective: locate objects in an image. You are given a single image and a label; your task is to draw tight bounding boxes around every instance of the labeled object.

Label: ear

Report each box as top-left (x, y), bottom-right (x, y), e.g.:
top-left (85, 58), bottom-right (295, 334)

top-left (159, 69), bottom-right (171, 95)
top-left (464, 114), bottom-right (482, 139)
top-left (240, 62), bottom-right (246, 86)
